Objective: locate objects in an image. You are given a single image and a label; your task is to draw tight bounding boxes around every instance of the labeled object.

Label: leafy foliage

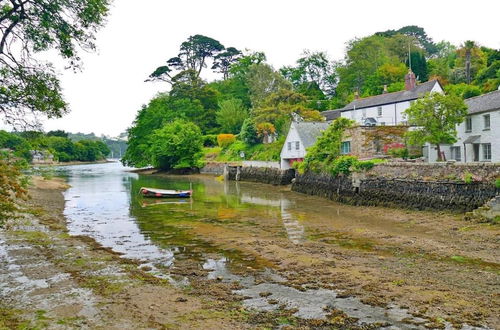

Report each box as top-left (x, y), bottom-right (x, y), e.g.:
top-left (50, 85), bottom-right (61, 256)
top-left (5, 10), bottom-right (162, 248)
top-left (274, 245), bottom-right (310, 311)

top-left (239, 118), bottom-right (259, 145)
top-left (216, 98), bottom-right (248, 134)
top-left (148, 120), bottom-right (204, 170)
top-left (404, 93), bottom-right (468, 161)
top-left (217, 134), bottom-right (236, 148)
top-left (298, 117), bottom-right (353, 173)
top-left (0, 151), bottom-right (28, 224)
top-left (0, 0), bottom-right (110, 128)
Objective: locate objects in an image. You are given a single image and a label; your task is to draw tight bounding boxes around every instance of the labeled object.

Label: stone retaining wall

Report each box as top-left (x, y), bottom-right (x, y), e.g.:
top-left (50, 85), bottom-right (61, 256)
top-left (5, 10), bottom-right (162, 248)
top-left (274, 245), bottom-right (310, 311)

top-left (368, 162), bottom-right (500, 182)
top-left (292, 171), bottom-right (498, 212)
top-left (200, 162), bottom-right (226, 175)
top-left (228, 167), bottom-right (295, 185)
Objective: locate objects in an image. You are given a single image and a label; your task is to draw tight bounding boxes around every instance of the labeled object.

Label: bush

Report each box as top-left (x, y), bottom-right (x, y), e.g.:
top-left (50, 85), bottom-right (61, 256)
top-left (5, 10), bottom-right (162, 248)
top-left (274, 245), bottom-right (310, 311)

top-left (495, 178), bottom-right (500, 189)
top-left (329, 156), bottom-right (358, 176)
top-left (463, 171), bottom-right (473, 184)
top-left (203, 134), bottom-right (218, 147)
top-left (217, 134), bottom-right (236, 148)
top-left (239, 118), bottom-right (259, 145)
top-left (0, 151), bottom-right (28, 224)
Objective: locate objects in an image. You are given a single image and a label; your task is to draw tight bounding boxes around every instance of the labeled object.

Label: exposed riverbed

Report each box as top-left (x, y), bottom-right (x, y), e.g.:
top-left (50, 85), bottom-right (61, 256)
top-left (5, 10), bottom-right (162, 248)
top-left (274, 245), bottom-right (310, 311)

top-left (1, 162), bottom-right (498, 329)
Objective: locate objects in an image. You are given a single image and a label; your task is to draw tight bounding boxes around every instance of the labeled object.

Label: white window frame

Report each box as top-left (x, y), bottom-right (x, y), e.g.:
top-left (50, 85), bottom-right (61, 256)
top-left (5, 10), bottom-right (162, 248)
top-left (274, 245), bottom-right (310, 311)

top-left (451, 146), bottom-right (461, 162)
top-left (483, 114), bottom-right (490, 130)
top-left (377, 106), bottom-right (382, 117)
top-left (287, 142), bottom-right (291, 151)
top-left (482, 143), bottom-right (491, 161)
top-left (465, 117), bottom-right (472, 132)
top-left (341, 141), bottom-right (351, 155)
top-left (295, 141), bottom-right (300, 150)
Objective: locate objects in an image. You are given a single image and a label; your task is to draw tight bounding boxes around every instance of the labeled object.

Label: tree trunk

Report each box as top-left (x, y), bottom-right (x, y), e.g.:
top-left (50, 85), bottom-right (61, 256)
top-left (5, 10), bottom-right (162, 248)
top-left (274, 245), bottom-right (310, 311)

top-left (436, 144), bottom-right (442, 161)
top-left (465, 49), bottom-right (471, 84)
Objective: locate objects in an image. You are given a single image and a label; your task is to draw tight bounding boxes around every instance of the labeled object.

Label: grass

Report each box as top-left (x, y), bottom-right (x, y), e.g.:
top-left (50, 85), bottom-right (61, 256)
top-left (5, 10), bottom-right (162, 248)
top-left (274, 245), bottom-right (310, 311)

top-left (204, 139), bottom-right (284, 163)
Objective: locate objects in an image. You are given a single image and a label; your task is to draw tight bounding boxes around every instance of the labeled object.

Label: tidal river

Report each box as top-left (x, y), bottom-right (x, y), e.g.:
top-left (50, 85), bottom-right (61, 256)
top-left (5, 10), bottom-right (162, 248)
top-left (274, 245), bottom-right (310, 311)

top-left (54, 162), bottom-right (496, 329)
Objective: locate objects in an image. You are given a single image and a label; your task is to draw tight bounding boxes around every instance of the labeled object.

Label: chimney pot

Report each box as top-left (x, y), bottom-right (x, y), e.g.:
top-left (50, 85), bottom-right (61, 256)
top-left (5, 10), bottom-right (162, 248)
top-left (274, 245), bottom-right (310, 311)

top-left (354, 91), bottom-right (360, 99)
top-left (405, 70), bottom-right (416, 91)
top-left (383, 85), bottom-right (388, 94)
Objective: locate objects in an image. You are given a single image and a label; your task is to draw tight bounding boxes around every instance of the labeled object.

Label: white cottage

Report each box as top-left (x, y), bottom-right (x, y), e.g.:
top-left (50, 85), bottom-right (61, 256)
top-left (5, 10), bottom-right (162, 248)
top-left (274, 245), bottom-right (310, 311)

top-left (280, 121), bottom-right (330, 169)
top-left (339, 72), bottom-right (443, 126)
top-left (425, 89), bottom-right (500, 163)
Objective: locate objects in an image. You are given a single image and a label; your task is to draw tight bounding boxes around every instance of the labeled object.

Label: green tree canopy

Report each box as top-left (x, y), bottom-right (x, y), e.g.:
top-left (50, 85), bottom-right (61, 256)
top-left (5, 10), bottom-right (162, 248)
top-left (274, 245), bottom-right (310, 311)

top-left (149, 120), bottom-right (204, 170)
top-left (0, 0), bottom-right (110, 127)
top-left (216, 98), bottom-right (249, 134)
top-left (404, 92), bottom-right (468, 161)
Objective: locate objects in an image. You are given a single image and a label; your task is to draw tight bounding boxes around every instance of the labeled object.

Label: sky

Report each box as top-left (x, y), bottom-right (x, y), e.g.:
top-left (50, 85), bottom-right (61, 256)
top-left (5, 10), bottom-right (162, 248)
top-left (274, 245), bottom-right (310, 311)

top-left (33, 0), bottom-right (500, 137)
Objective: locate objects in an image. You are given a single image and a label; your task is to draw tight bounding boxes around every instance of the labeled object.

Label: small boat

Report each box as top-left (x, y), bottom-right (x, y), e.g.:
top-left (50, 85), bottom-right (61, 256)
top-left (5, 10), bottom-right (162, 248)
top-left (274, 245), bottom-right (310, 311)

top-left (139, 187), bottom-right (192, 198)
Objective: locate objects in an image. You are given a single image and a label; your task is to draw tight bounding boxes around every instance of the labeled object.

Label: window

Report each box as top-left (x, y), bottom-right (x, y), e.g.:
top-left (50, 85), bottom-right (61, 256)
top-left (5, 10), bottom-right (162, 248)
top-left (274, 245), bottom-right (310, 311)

top-left (465, 117), bottom-right (472, 132)
top-left (341, 141), bottom-right (351, 154)
top-left (287, 142), bottom-right (291, 151)
top-left (377, 106), bottom-right (382, 117)
top-left (483, 114), bottom-right (490, 130)
top-left (295, 141), bottom-right (300, 150)
top-left (482, 143), bottom-right (491, 161)
top-left (451, 146), bottom-right (461, 161)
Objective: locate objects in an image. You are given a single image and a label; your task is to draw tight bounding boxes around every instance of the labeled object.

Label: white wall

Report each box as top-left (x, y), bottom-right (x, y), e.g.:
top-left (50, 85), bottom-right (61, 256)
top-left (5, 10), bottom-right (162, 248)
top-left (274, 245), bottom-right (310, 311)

top-left (280, 122), bottom-right (307, 169)
top-left (340, 101), bottom-right (412, 126)
top-left (427, 109), bottom-right (499, 163)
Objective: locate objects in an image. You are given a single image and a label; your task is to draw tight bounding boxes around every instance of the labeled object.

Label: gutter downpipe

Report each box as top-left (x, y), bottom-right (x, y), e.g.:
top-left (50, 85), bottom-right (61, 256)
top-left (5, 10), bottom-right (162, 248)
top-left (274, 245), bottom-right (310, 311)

top-left (463, 143), bottom-right (466, 163)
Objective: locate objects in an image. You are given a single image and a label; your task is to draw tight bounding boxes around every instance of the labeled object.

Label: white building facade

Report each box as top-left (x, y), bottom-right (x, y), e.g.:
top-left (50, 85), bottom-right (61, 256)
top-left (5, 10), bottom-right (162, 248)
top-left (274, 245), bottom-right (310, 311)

top-left (426, 90), bottom-right (500, 163)
top-left (339, 75), bottom-right (443, 127)
top-left (280, 121), bottom-right (329, 169)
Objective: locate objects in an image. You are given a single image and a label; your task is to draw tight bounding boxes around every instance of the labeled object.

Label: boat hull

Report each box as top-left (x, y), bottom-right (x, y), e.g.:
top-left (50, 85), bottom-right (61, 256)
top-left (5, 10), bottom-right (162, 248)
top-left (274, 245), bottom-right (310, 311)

top-left (139, 187), bottom-right (192, 198)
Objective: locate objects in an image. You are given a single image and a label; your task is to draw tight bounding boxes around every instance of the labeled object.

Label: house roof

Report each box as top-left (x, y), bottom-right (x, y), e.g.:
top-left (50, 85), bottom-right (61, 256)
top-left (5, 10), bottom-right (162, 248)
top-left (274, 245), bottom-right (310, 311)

top-left (465, 89), bottom-right (500, 114)
top-left (340, 80), bottom-right (441, 111)
top-left (294, 121), bottom-right (330, 149)
top-left (321, 109), bottom-right (341, 121)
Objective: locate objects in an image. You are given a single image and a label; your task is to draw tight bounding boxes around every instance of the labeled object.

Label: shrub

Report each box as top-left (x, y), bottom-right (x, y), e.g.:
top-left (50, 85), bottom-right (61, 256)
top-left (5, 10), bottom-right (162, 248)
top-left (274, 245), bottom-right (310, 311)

top-left (463, 171), bottom-right (473, 184)
top-left (495, 178), bottom-right (500, 189)
top-left (239, 118), bottom-right (259, 145)
top-left (0, 151), bottom-right (28, 225)
top-left (329, 155), bottom-right (359, 176)
top-left (203, 134), bottom-right (218, 147)
top-left (217, 134), bottom-right (236, 148)
top-left (388, 147), bottom-right (409, 159)
top-left (352, 160), bottom-right (376, 172)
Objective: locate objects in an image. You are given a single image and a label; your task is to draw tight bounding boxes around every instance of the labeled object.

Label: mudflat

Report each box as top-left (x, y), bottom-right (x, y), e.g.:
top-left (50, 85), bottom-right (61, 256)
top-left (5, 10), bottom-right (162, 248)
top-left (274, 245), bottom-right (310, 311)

top-left (1, 173), bottom-right (498, 329)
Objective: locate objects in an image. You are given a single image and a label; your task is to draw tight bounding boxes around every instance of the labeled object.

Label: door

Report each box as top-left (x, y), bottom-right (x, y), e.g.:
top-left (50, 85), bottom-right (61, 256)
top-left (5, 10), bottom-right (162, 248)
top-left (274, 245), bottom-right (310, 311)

top-left (473, 144), bottom-right (480, 161)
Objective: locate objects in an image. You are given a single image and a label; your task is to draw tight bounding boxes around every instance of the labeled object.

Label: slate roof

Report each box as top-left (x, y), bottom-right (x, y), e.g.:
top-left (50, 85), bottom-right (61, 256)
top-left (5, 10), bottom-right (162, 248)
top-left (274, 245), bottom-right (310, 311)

top-left (339, 80), bottom-right (441, 111)
top-left (321, 109), bottom-right (342, 121)
top-left (465, 89), bottom-right (500, 114)
top-left (294, 121), bottom-right (330, 149)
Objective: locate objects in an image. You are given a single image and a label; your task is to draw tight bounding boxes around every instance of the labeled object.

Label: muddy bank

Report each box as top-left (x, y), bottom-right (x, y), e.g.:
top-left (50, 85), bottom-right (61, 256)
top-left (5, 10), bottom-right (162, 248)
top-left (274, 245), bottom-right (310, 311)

top-left (1, 176), bottom-right (387, 329)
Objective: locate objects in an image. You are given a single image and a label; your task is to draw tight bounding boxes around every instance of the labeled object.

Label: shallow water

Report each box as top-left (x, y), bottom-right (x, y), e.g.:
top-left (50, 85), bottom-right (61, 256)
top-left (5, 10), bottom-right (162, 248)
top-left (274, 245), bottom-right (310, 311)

top-left (55, 162), bottom-right (488, 329)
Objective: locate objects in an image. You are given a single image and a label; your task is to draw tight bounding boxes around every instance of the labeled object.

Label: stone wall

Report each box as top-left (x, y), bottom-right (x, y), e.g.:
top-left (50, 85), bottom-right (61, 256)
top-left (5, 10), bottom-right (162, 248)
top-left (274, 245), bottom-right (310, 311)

top-left (344, 126), bottom-right (408, 159)
top-left (292, 171), bottom-right (499, 212)
top-left (228, 166), bottom-right (295, 185)
top-left (200, 162), bottom-right (226, 175)
top-left (367, 162), bottom-right (500, 182)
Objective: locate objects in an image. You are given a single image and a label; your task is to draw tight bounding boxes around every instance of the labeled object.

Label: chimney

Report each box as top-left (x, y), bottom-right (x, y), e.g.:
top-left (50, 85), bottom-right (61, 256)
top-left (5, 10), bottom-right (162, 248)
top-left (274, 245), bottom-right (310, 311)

top-left (405, 70), bottom-right (416, 91)
top-left (354, 90), bottom-right (360, 99)
top-left (383, 85), bottom-right (388, 94)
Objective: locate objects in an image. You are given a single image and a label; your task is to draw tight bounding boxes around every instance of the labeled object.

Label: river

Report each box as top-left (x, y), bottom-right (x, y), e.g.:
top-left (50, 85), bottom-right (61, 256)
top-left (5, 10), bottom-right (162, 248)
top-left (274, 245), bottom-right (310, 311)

top-left (52, 162), bottom-right (495, 329)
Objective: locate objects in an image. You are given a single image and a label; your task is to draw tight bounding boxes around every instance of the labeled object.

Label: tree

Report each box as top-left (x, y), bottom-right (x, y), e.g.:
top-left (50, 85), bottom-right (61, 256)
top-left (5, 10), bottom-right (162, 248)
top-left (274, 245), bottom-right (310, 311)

top-left (404, 93), bottom-right (468, 161)
top-left (216, 98), bottom-right (248, 134)
top-left (0, 0), bottom-right (110, 127)
top-left (212, 47), bottom-right (242, 80)
top-left (245, 63), bottom-right (292, 108)
top-left (149, 120), bottom-right (204, 170)
top-left (148, 35), bottom-right (226, 84)
top-left (239, 118), bottom-right (259, 145)
top-left (253, 89), bottom-right (323, 135)
top-left (280, 50), bottom-right (337, 98)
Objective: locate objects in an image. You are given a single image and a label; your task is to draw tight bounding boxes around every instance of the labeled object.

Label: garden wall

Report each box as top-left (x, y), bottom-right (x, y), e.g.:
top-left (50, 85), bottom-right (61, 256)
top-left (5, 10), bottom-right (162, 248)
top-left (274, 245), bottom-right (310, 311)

top-left (228, 166), bottom-right (295, 185)
top-left (292, 167), bottom-right (499, 212)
